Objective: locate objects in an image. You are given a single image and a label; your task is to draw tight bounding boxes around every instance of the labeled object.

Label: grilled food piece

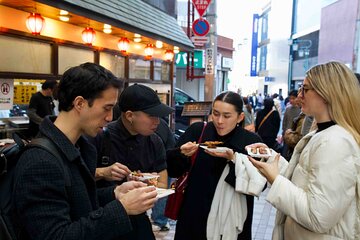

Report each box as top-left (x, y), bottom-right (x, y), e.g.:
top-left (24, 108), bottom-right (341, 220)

top-left (202, 141), bottom-right (224, 148)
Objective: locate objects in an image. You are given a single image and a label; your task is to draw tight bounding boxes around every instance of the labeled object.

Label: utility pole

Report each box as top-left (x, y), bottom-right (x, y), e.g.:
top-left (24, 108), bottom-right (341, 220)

top-left (204, 0), bottom-right (217, 101)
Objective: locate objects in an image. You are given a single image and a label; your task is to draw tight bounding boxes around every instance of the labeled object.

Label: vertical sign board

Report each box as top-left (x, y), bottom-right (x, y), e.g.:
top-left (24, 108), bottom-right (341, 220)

top-left (250, 14), bottom-right (259, 77)
top-left (0, 79), bottom-right (13, 110)
top-left (205, 48), bottom-right (214, 74)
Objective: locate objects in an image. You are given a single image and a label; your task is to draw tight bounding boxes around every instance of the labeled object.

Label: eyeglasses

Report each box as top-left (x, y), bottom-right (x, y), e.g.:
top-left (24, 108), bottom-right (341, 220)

top-left (298, 85), bottom-right (314, 97)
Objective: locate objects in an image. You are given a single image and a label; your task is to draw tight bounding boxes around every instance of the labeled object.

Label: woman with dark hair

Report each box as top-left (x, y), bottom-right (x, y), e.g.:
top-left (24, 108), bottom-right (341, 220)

top-left (167, 91), bottom-right (262, 240)
top-left (255, 97), bottom-right (281, 151)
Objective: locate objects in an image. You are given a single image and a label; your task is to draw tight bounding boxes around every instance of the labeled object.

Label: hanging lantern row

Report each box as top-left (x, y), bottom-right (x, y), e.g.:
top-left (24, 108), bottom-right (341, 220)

top-left (25, 13), bottom-right (177, 61)
top-left (26, 13), bottom-right (45, 35)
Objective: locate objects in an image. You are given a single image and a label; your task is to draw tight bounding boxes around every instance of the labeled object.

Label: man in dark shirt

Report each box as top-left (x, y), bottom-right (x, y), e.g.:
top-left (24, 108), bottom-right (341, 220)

top-left (27, 80), bottom-right (57, 138)
top-left (151, 117), bottom-right (175, 232)
top-left (13, 63), bottom-right (157, 240)
top-left (93, 84), bottom-right (174, 240)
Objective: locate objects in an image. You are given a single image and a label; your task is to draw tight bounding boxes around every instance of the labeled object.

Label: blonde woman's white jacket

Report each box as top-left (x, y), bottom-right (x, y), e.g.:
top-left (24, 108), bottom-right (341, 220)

top-left (267, 125), bottom-right (360, 240)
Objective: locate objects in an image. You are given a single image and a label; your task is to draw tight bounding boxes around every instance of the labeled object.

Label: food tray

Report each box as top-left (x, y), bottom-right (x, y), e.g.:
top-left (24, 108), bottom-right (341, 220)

top-left (200, 145), bottom-right (232, 153)
top-left (156, 188), bottom-right (175, 198)
top-left (129, 173), bottom-right (159, 181)
top-left (246, 147), bottom-right (272, 158)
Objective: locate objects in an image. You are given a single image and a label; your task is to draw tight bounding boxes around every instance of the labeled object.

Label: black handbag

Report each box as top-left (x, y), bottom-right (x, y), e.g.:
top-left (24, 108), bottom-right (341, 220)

top-left (164, 122), bottom-right (207, 220)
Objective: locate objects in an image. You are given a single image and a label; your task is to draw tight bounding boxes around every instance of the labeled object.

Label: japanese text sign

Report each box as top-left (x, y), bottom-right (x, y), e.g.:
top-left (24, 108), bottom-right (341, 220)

top-left (192, 0), bottom-right (212, 17)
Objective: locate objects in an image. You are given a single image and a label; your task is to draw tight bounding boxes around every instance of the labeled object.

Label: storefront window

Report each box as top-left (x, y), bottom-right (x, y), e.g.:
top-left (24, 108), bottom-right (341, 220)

top-left (100, 53), bottom-right (125, 78)
top-left (0, 35), bottom-right (51, 74)
top-left (154, 61), bottom-right (171, 81)
top-left (129, 59), bottom-right (150, 79)
top-left (58, 46), bottom-right (94, 74)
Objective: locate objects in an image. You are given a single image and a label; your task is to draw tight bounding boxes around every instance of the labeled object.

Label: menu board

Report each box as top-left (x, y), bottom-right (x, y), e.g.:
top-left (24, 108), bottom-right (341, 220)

top-left (14, 85), bottom-right (37, 104)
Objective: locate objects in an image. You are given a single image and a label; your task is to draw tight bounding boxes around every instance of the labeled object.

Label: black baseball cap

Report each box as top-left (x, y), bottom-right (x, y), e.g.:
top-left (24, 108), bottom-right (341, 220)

top-left (118, 84), bottom-right (174, 117)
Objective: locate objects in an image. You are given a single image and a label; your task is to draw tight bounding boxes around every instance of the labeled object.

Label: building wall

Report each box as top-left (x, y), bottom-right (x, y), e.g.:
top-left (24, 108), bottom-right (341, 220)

top-left (175, 68), bottom-right (204, 100)
top-left (217, 35), bottom-right (234, 58)
top-left (318, 0), bottom-right (359, 66)
top-left (258, 0), bottom-right (292, 95)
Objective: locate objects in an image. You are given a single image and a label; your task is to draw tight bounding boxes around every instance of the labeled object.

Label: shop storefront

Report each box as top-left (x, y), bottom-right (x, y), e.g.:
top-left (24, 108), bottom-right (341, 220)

top-left (0, 0), bottom-right (194, 135)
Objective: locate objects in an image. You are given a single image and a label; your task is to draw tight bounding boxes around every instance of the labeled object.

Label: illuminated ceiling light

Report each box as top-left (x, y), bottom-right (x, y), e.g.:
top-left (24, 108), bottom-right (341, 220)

top-left (26, 13), bottom-right (45, 35)
top-left (173, 46), bottom-right (180, 54)
top-left (118, 37), bottom-right (130, 54)
top-left (103, 24), bottom-right (112, 34)
top-left (58, 10), bottom-right (70, 22)
top-left (155, 40), bottom-right (163, 48)
top-left (82, 27), bottom-right (96, 45)
top-left (134, 33), bottom-right (142, 43)
top-left (59, 15), bottom-right (70, 22)
top-left (60, 10), bottom-right (69, 15)
top-left (145, 43), bottom-right (154, 59)
top-left (164, 49), bottom-right (174, 62)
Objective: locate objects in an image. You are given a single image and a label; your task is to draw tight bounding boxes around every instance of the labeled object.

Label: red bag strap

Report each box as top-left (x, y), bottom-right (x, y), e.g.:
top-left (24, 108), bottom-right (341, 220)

top-left (190, 122), bottom-right (207, 166)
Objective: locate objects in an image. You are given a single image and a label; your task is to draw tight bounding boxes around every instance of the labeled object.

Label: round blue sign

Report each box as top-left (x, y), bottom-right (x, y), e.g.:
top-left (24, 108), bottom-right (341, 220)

top-left (192, 18), bottom-right (210, 37)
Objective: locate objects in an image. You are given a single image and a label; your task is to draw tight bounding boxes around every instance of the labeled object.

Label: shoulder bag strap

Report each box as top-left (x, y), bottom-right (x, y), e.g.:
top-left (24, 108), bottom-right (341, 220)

top-left (258, 109), bottom-right (274, 130)
top-left (190, 122), bottom-right (207, 166)
top-left (28, 137), bottom-right (71, 185)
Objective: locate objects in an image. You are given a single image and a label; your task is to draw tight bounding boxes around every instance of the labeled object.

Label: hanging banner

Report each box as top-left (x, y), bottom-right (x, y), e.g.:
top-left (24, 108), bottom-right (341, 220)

top-left (192, 0), bottom-right (212, 17)
top-left (0, 79), bottom-right (13, 110)
top-left (250, 14), bottom-right (259, 77)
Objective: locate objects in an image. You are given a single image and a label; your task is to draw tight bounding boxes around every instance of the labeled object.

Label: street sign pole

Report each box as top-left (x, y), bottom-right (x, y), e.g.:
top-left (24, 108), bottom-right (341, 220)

top-left (204, 0), bottom-right (216, 101)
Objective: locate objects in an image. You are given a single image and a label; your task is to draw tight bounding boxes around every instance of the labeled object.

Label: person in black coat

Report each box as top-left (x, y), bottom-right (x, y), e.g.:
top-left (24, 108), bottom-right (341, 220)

top-left (255, 97), bottom-right (281, 152)
top-left (167, 91), bottom-right (262, 240)
top-left (12, 63), bottom-right (157, 240)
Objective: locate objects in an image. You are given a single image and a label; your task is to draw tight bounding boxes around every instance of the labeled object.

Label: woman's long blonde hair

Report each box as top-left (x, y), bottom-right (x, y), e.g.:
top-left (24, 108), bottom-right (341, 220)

top-left (306, 61), bottom-right (360, 145)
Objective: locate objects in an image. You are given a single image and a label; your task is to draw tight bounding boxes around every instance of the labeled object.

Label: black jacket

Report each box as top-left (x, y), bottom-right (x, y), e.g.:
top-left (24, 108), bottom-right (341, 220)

top-left (167, 121), bottom-right (262, 240)
top-left (13, 117), bottom-right (132, 240)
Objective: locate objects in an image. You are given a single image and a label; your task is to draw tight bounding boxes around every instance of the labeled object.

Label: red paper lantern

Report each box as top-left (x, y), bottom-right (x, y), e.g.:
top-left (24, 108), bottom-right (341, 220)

top-left (118, 37), bottom-right (130, 53)
top-left (26, 13), bottom-right (45, 35)
top-left (82, 27), bottom-right (96, 45)
top-left (164, 49), bottom-right (174, 62)
top-left (145, 43), bottom-right (154, 58)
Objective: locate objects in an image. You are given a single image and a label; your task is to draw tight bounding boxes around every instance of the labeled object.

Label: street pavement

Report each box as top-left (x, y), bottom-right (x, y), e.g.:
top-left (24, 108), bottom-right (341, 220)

top-left (154, 186), bottom-right (276, 240)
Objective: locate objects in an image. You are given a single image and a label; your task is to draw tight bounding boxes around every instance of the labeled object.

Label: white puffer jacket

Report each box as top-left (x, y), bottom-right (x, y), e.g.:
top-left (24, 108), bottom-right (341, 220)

top-left (267, 125), bottom-right (360, 240)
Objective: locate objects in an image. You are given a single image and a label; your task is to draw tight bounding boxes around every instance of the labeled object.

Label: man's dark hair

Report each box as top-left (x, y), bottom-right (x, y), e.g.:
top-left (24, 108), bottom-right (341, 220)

top-left (58, 62), bottom-right (123, 111)
top-left (41, 80), bottom-right (57, 90)
top-left (263, 97), bottom-right (274, 111)
top-left (214, 91), bottom-right (243, 114)
top-left (289, 90), bottom-right (298, 97)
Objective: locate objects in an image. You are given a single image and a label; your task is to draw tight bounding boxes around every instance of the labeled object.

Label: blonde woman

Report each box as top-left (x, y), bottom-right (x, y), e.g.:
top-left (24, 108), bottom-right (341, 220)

top-left (249, 61), bottom-right (360, 239)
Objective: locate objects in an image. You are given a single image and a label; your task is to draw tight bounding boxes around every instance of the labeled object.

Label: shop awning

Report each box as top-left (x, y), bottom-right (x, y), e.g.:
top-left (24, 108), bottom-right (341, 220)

top-left (38, 0), bottom-right (194, 51)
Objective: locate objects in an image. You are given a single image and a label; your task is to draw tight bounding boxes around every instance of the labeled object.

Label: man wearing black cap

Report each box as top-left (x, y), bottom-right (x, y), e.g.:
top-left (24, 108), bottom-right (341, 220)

top-left (92, 84), bottom-right (174, 240)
